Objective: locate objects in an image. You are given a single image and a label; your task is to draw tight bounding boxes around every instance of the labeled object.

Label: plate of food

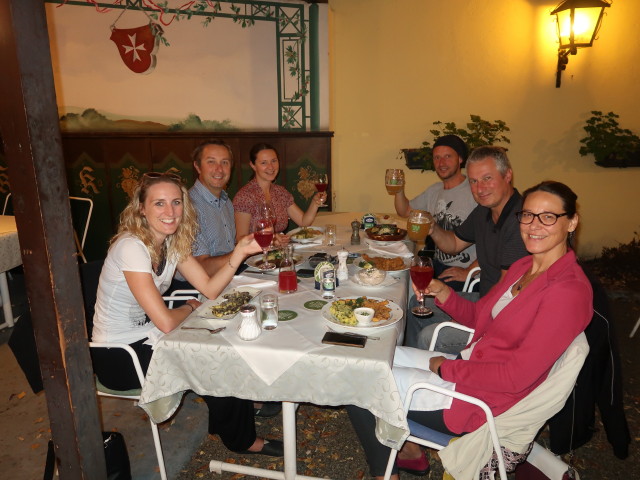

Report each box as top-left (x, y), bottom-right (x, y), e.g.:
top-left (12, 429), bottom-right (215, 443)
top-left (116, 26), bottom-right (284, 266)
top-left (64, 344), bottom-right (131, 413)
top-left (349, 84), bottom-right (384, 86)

top-left (245, 250), bottom-right (304, 271)
top-left (196, 286), bottom-right (261, 320)
top-left (358, 253), bottom-right (410, 272)
top-left (350, 268), bottom-right (399, 288)
top-left (365, 224), bottom-right (407, 242)
top-left (321, 296), bottom-right (402, 332)
top-left (288, 226), bottom-right (324, 244)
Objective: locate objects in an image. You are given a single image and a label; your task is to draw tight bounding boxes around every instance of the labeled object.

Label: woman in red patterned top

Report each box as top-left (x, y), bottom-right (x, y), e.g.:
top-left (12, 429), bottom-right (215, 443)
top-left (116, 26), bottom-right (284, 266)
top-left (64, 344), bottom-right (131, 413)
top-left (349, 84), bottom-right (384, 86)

top-left (233, 143), bottom-right (326, 243)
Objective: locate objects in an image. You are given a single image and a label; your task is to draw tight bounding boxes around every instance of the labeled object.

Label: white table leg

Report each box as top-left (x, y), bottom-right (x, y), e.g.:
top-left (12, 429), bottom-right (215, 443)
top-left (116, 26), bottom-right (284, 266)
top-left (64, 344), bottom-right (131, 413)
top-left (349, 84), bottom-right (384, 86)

top-left (0, 272), bottom-right (14, 328)
top-left (208, 401), bottom-right (327, 479)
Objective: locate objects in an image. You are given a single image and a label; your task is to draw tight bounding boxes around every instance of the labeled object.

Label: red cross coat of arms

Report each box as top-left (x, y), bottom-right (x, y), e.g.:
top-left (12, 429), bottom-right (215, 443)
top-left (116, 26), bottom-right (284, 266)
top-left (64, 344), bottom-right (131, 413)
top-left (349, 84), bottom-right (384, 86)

top-left (110, 23), bottom-right (161, 74)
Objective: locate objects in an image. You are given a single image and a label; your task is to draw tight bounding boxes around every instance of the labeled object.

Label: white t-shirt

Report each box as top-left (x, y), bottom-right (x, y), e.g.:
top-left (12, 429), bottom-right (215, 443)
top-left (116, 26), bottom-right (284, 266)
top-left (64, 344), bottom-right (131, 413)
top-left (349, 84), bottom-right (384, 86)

top-left (92, 234), bottom-right (177, 344)
top-left (409, 178), bottom-right (477, 268)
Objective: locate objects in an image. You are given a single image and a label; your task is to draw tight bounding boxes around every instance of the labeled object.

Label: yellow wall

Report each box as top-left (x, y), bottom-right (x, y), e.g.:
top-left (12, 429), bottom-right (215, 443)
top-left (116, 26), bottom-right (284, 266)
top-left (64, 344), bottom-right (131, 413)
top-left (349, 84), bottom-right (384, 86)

top-left (328, 0), bottom-right (640, 257)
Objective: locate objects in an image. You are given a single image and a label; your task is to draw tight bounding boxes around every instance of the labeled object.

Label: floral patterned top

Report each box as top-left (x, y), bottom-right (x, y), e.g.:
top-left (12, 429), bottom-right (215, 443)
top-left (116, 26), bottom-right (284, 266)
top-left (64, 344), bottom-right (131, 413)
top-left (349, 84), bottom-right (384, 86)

top-left (232, 178), bottom-right (294, 233)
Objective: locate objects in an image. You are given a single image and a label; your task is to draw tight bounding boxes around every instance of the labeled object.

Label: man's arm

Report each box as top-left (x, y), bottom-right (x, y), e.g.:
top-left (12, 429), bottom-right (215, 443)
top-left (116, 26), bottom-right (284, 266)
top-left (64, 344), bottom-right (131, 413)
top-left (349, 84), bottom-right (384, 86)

top-left (394, 189), bottom-right (412, 218)
top-left (428, 221), bottom-right (472, 255)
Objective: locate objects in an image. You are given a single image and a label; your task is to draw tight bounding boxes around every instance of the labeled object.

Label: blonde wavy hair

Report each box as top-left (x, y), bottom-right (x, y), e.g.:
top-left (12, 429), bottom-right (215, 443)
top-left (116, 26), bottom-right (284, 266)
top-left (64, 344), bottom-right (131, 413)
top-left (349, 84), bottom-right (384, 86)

top-left (113, 173), bottom-right (198, 265)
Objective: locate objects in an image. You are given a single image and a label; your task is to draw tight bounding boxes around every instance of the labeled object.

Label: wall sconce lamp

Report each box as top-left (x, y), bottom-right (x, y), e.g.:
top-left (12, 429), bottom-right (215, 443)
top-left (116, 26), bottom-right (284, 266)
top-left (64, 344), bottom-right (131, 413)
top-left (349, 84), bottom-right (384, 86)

top-left (551, 0), bottom-right (611, 87)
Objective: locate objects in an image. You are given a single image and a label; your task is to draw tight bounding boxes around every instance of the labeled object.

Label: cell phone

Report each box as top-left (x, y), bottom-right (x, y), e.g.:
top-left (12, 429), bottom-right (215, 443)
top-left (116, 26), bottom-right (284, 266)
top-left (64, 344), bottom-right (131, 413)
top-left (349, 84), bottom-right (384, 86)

top-left (321, 331), bottom-right (367, 348)
top-left (297, 269), bottom-right (315, 278)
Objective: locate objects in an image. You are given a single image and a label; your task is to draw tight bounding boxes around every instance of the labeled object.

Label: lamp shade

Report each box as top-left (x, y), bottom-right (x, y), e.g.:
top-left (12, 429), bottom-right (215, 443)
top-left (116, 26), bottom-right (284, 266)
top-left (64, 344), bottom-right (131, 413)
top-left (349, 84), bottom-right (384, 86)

top-left (551, 0), bottom-right (610, 50)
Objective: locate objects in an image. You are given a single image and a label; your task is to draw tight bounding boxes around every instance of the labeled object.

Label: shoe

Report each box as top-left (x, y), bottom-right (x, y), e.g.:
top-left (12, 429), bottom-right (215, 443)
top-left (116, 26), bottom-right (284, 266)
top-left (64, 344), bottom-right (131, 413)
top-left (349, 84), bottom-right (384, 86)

top-left (254, 402), bottom-right (282, 418)
top-left (240, 439), bottom-right (284, 457)
top-left (397, 451), bottom-right (430, 476)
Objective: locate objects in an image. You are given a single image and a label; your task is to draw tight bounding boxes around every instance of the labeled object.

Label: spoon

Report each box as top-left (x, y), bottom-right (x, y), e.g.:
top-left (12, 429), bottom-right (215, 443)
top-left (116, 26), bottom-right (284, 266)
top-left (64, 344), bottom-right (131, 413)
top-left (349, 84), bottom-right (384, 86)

top-left (181, 326), bottom-right (226, 334)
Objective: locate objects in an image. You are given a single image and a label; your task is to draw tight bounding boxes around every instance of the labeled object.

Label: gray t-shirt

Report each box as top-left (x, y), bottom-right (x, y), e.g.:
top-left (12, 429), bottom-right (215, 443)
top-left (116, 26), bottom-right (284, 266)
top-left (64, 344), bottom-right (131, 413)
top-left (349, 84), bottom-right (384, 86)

top-left (409, 178), bottom-right (477, 269)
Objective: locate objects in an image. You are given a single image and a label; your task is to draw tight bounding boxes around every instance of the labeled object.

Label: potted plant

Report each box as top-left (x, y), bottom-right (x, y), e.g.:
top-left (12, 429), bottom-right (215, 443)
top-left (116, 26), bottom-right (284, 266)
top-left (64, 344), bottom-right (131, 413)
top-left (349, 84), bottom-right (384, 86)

top-left (402, 115), bottom-right (511, 170)
top-left (579, 111), bottom-right (640, 168)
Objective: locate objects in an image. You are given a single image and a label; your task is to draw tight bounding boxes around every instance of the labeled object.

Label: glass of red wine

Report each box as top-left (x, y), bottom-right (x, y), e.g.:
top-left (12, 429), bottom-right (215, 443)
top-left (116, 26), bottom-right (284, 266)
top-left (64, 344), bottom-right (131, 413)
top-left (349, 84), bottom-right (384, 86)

top-left (254, 217), bottom-right (276, 270)
top-left (314, 173), bottom-right (329, 207)
top-left (410, 255), bottom-right (434, 317)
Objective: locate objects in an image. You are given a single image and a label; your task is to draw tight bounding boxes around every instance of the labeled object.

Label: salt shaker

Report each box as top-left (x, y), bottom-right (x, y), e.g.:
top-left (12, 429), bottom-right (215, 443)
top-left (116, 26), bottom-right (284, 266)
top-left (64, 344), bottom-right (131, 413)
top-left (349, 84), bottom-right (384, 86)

top-left (336, 249), bottom-right (349, 282)
top-left (351, 220), bottom-right (361, 245)
top-left (237, 304), bottom-right (261, 341)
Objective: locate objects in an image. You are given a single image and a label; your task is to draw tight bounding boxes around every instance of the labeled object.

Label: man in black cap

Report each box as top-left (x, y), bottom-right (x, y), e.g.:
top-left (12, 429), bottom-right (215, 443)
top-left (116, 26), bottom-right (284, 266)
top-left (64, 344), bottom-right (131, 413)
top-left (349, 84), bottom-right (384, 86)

top-left (394, 134), bottom-right (478, 291)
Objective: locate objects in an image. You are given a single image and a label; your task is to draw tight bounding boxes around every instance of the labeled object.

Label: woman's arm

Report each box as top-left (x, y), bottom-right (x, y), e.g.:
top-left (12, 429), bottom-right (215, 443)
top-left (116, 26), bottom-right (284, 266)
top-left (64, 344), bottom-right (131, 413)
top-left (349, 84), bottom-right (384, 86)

top-left (287, 192), bottom-right (323, 227)
top-left (123, 271), bottom-right (200, 333)
top-left (179, 234), bottom-right (262, 299)
top-left (234, 211), bottom-right (252, 243)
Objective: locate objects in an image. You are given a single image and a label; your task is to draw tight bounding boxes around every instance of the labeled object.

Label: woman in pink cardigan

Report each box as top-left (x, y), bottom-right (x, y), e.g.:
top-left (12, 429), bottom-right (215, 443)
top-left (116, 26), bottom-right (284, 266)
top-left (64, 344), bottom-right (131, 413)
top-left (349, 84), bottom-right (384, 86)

top-left (348, 181), bottom-right (593, 479)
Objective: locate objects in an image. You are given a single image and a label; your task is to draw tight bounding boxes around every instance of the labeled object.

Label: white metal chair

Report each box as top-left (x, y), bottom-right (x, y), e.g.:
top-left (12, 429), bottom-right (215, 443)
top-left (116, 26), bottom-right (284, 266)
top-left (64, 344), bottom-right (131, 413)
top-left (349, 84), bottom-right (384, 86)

top-left (385, 326), bottom-right (588, 480)
top-left (89, 342), bottom-right (168, 480)
top-left (2, 192), bottom-right (11, 215)
top-left (69, 196), bottom-right (93, 263)
top-left (163, 289), bottom-right (199, 308)
top-left (462, 266), bottom-right (481, 293)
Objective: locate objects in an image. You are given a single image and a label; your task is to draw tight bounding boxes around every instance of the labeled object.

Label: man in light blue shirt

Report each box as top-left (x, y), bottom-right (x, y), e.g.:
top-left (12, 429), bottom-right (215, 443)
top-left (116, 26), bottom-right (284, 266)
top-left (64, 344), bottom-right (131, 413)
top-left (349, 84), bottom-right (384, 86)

top-left (189, 139), bottom-right (237, 274)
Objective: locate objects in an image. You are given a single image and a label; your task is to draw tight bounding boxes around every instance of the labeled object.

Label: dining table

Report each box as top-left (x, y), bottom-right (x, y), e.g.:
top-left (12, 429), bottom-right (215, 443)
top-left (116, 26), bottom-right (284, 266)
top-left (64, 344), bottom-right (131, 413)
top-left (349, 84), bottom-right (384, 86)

top-left (138, 212), bottom-right (416, 479)
top-left (0, 215), bottom-right (21, 329)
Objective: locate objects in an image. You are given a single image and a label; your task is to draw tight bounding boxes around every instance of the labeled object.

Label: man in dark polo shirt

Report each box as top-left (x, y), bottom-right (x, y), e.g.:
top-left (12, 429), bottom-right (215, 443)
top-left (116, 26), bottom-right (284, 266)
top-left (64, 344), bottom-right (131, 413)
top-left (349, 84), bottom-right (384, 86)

top-left (405, 146), bottom-right (529, 351)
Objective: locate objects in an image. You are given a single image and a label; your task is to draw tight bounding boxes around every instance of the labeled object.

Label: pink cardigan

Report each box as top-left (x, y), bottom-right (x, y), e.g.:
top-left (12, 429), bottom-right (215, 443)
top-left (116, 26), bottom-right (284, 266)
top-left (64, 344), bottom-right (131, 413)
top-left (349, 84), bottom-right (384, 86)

top-left (436, 250), bottom-right (592, 434)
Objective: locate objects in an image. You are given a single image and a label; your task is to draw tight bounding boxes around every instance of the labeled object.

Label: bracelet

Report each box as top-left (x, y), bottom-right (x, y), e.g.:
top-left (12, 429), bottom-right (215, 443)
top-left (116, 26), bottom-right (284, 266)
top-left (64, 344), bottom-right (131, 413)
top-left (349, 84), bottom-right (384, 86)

top-left (186, 303), bottom-right (195, 313)
top-left (228, 258), bottom-right (238, 269)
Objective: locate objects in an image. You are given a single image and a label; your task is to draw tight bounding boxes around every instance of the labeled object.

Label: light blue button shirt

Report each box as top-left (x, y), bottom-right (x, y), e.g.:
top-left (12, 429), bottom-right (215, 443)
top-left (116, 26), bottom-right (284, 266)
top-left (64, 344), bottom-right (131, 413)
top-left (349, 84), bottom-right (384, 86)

top-left (189, 179), bottom-right (236, 257)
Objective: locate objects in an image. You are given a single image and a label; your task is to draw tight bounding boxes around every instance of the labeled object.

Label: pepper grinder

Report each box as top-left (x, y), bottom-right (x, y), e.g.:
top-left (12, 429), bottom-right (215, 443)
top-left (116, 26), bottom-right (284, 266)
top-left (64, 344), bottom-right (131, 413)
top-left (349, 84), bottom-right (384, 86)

top-left (351, 220), bottom-right (361, 245)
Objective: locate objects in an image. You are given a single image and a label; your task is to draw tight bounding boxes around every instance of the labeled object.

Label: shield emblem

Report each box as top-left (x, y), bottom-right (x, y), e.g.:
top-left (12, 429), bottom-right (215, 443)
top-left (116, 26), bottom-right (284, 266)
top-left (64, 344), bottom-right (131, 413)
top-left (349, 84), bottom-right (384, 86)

top-left (110, 23), bottom-right (161, 74)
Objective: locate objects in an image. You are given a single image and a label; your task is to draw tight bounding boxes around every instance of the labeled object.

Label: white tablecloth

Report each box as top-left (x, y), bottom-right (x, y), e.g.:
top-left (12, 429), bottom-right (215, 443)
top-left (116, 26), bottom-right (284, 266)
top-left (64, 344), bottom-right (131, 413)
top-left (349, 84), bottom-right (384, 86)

top-left (139, 212), bottom-right (414, 448)
top-left (0, 216), bottom-right (20, 273)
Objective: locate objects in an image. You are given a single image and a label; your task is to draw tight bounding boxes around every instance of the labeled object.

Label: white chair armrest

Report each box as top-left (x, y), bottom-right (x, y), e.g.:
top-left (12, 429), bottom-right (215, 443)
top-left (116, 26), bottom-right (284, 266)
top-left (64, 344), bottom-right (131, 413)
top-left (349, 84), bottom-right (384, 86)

top-left (429, 321), bottom-right (475, 351)
top-left (163, 290), bottom-right (198, 309)
top-left (463, 266), bottom-right (481, 293)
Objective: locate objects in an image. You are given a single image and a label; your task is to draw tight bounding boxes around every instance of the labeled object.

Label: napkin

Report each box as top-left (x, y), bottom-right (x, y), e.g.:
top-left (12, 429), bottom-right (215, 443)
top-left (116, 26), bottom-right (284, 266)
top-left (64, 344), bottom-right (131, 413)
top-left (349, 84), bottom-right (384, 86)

top-left (221, 323), bottom-right (320, 385)
top-left (227, 275), bottom-right (277, 290)
top-left (365, 239), bottom-right (413, 258)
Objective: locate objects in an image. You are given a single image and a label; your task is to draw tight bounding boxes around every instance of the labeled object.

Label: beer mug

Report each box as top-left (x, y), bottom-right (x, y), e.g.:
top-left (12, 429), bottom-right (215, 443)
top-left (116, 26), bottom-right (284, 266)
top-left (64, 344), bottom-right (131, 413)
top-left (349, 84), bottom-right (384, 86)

top-left (385, 169), bottom-right (405, 195)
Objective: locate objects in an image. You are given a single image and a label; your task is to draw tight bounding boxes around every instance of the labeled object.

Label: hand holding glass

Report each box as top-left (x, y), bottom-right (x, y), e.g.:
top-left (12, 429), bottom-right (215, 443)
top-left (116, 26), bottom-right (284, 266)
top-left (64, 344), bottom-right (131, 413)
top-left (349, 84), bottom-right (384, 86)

top-left (385, 169), bottom-right (405, 195)
top-left (410, 255), bottom-right (434, 317)
top-left (407, 209), bottom-right (432, 253)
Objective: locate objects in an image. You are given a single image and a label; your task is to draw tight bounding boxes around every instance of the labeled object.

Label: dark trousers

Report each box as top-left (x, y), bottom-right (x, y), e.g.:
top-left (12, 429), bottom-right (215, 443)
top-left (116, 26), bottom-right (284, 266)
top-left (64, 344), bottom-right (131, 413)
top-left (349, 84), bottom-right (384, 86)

top-left (91, 338), bottom-right (256, 452)
top-left (346, 405), bottom-right (458, 477)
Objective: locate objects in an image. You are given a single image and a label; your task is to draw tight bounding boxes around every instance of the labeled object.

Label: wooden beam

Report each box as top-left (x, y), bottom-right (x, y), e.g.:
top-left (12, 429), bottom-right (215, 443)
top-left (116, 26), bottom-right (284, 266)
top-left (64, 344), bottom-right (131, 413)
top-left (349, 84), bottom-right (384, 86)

top-left (0, 1), bottom-right (107, 478)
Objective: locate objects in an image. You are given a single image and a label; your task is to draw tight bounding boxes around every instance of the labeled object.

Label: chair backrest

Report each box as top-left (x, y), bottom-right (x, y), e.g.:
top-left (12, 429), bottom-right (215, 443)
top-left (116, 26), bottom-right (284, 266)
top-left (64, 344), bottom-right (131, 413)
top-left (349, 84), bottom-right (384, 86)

top-left (2, 193), bottom-right (12, 215)
top-left (69, 196), bottom-right (93, 262)
top-left (462, 266), bottom-right (481, 293)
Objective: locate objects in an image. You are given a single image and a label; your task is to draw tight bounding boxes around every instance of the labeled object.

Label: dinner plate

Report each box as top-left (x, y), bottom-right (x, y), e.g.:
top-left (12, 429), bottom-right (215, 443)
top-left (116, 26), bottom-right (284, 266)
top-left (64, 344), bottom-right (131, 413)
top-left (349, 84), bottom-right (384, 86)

top-left (357, 255), bottom-right (411, 272)
top-left (321, 296), bottom-right (403, 333)
top-left (288, 226), bottom-right (324, 244)
top-left (245, 252), bottom-right (304, 272)
top-left (196, 286), bottom-right (261, 320)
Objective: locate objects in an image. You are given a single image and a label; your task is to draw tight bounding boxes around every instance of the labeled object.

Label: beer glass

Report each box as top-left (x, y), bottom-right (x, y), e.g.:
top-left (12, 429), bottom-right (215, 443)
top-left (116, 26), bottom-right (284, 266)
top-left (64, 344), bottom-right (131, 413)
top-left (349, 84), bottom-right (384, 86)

top-left (385, 169), bottom-right (405, 195)
top-left (407, 209), bottom-right (431, 253)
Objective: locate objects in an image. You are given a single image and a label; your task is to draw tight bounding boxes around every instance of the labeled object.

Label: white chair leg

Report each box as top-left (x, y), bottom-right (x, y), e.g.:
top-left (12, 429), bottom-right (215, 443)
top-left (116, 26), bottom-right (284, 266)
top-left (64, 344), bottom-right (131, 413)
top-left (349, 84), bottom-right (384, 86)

top-left (630, 315), bottom-right (640, 338)
top-left (383, 447), bottom-right (399, 480)
top-left (149, 418), bottom-right (167, 480)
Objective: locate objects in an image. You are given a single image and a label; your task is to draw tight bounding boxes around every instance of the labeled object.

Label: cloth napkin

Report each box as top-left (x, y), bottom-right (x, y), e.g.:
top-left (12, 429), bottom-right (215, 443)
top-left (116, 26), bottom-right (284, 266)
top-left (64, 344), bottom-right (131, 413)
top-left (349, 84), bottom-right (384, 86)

top-left (221, 322), bottom-right (320, 386)
top-left (365, 239), bottom-right (413, 258)
top-left (227, 275), bottom-right (277, 290)
top-left (392, 346), bottom-right (457, 411)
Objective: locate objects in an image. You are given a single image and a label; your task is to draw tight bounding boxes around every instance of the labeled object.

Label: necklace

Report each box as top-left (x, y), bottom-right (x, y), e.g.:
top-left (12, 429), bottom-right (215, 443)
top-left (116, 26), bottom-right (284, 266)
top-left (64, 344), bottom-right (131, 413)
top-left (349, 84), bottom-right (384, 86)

top-left (514, 270), bottom-right (542, 292)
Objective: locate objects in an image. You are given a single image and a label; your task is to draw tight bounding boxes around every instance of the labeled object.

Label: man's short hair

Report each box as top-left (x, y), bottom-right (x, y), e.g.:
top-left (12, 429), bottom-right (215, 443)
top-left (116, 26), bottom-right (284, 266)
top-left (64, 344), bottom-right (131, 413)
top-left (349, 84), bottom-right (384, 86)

top-left (192, 139), bottom-right (234, 166)
top-left (466, 146), bottom-right (511, 176)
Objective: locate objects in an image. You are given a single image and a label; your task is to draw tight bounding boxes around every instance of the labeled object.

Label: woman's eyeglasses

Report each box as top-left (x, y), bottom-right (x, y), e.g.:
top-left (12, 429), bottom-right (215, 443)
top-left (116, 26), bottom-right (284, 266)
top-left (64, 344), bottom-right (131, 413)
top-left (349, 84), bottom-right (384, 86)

top-left (516, 211), bottom-right (568, 226)
top-left (142, 172), bottom-right (183, 183)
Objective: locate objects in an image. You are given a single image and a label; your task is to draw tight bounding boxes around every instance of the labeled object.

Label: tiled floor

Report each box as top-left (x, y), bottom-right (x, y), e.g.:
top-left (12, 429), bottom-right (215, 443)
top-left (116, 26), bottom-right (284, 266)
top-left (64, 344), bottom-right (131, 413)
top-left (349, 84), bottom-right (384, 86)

top-left (0, 271), bottom-right (208, 479)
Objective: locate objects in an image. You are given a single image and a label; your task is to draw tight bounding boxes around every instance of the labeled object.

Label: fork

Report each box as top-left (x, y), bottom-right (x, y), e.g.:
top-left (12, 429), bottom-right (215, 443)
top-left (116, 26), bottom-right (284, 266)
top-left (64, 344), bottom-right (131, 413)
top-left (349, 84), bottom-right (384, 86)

top-left (181, 326), bottom-right (226, 334)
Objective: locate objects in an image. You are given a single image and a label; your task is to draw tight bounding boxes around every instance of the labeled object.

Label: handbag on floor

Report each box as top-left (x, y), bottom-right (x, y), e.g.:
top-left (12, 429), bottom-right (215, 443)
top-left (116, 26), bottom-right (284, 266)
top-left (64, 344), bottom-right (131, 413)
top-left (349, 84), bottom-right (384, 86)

top-left (43, 431), bottom-right (131, 480)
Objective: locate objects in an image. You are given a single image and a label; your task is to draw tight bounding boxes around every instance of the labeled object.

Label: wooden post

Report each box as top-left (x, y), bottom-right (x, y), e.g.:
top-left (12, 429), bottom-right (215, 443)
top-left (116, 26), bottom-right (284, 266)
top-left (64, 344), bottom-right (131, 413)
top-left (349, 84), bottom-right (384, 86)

top-left (0, 1), bottom-right (107, 478)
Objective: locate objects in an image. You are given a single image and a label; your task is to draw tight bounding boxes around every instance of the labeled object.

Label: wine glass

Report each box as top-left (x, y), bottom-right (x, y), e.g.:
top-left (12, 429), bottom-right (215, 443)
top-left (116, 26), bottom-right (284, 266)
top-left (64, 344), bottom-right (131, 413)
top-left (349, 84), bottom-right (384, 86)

top-left (410, 255), bottom-right (434, 317)
top-left (314, 173), bottom-right (329, 207)
top-left (385, 169), bottom-right (405, 195)
top-left (254, 216), bottom-right (276, 270)
top-left (407, 209), bottom-right (432, 254)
